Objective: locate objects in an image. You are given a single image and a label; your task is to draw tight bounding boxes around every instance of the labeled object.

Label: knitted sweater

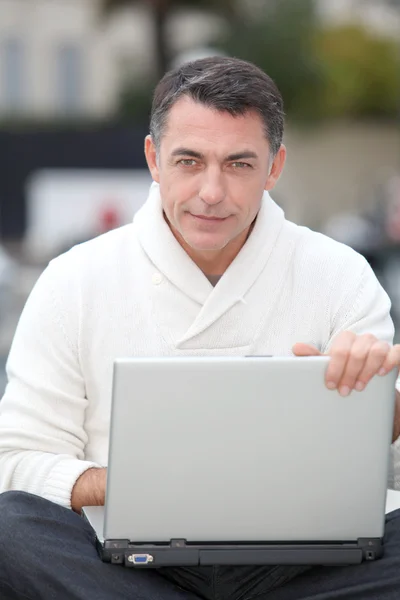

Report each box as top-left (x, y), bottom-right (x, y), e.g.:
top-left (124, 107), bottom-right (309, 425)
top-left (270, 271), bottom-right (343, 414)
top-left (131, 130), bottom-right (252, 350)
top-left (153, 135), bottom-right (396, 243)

top-left (0, 182), bottom-right (399, 508)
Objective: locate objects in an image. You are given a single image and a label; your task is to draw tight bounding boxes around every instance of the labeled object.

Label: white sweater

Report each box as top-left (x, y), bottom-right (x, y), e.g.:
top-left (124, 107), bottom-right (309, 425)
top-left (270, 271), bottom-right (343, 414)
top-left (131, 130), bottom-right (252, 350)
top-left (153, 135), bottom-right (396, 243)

top-left (1, 182), bottom-right (399, 508)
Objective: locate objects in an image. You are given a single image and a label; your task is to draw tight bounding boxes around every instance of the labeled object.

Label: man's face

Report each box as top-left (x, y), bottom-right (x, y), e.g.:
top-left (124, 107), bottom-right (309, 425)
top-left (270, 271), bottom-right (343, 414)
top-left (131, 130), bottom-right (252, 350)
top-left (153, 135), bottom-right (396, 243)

top-left (145, 96), bottom-right (285, 255)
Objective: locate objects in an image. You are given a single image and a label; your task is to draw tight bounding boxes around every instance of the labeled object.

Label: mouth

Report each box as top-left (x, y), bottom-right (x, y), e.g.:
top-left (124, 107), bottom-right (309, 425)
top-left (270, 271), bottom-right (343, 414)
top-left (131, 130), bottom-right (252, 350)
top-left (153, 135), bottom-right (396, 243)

top-left (191, 214), bottom-right (228, 222)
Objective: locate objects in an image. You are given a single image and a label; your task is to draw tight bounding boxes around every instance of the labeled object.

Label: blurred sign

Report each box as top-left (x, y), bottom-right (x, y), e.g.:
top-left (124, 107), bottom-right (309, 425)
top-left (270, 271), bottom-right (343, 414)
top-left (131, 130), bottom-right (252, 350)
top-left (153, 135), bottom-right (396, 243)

top-left (25, 169), bottom-right (152, 261)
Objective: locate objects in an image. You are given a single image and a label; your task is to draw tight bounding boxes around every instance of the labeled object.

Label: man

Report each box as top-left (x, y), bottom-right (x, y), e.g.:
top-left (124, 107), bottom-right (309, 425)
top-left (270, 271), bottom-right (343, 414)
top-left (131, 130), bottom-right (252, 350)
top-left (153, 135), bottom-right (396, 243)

top-left (0, 56), bottom-right (400, 600)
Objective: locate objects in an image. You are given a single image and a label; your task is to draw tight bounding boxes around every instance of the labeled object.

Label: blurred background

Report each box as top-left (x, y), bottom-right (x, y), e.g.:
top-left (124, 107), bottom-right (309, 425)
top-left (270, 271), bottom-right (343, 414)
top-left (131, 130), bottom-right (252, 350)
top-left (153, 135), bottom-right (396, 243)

top-left (0, 0), bottom-right (399, 394)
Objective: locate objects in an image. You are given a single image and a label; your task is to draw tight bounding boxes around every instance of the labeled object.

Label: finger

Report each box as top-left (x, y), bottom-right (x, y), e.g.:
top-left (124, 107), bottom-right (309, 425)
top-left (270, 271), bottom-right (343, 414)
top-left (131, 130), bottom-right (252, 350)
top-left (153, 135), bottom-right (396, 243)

top-left (325, 331), bottom-right (357, 391)
top-left (336, 334), bottom-right (377, 394)
top-left (380, 345), bottom-right (400, 375)
top-left (292, 343), bottom-right (321, 357)
top-left (353, 341), bottom-right (390, 391)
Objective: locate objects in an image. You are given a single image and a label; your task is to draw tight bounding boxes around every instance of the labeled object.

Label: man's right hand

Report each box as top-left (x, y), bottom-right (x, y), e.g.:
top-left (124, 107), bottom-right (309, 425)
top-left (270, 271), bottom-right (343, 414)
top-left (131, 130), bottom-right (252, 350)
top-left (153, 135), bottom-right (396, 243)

top-left (71, 467), bottom-right (107, 513)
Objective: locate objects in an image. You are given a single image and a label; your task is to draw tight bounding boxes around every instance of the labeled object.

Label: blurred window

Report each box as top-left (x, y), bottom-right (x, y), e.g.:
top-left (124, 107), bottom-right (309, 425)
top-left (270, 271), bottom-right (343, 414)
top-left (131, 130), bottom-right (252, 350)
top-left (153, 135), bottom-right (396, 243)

top-left (2, 38), bottom-right (25, 111)
top-left (57, 44), bottom-right (82, 115)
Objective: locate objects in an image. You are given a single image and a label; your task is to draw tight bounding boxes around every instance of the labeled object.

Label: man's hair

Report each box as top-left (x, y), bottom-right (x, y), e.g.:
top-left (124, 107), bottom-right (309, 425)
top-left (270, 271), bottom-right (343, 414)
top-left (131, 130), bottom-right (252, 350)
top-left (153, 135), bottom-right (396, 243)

top-left (150, 56), bottom-right (285, 157)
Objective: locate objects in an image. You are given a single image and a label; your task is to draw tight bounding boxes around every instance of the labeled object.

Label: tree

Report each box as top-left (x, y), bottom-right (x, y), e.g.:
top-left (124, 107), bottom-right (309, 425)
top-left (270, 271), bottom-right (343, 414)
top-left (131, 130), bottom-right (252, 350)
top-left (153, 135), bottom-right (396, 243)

top-left (314, 24), bottom-right (400, 119)
top-left (219, 0), bottom-right (400, 122)
top-left (101, 0), bottom-right (238, 80)
top-left (219, 0), bottom-right (324, 121)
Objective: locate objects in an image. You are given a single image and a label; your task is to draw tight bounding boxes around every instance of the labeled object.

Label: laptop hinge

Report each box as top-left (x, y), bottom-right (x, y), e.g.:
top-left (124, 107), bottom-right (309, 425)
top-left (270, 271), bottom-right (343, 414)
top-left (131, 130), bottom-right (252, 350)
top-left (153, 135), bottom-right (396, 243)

top-left (104, 539), bottom-right (130, 565)
top-left (357, 537), bottom-right (384, 561)
top-left (170, 539), bottom-right (187, 549)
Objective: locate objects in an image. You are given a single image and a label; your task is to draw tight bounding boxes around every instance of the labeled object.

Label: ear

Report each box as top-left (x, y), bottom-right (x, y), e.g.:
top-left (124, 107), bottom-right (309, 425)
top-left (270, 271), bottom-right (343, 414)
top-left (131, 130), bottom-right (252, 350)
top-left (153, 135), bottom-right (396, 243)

top-left (144, 135), bottom-right (160, 183)
top-left (264, 144), bottom-right (286, 191)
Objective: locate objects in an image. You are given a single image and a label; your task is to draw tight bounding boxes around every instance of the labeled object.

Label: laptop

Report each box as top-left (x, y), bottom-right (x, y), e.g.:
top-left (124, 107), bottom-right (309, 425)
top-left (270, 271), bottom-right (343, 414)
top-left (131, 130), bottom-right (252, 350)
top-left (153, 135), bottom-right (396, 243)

top-left (82, 356), bottom-right (397, 568)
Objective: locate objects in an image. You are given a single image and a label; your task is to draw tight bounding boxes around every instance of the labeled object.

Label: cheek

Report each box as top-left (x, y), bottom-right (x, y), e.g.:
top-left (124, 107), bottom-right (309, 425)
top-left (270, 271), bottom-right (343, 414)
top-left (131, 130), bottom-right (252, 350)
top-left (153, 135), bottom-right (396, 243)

top-left (228, 173), bottom-right (265, 199)
top-left (232, 189), bottom-right (264, 223)
top-left (166, 177), bottom-right (197, 206)
top-left (159, 181), bottom-right (191, 225)
top-left (230, 182), bottom-right (260, 207)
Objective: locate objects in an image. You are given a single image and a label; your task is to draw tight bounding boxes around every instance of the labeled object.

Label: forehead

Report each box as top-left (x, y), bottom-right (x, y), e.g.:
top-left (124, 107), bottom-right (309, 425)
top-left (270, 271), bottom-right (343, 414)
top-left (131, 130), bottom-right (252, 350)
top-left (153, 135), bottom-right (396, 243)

top-left (161, 96), bottom-right (268, 154)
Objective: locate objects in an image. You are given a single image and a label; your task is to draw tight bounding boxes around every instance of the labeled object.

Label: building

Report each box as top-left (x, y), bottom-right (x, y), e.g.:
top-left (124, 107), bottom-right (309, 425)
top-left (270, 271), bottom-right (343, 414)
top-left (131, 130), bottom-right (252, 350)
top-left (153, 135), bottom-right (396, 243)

top-left (0, 0), bottom-right (224, 120)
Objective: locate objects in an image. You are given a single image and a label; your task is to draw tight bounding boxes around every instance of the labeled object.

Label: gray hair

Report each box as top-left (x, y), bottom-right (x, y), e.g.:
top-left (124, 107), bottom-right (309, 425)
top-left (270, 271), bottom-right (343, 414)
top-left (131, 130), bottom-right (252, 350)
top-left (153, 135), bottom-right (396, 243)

top-left (150, 56), bottom-right (285, 157)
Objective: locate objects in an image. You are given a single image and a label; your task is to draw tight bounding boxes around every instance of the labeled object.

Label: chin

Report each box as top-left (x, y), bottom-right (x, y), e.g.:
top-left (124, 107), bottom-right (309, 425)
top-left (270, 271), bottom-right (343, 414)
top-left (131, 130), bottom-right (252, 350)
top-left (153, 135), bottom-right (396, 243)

top-left (184, 235), bottom-right (228, 252)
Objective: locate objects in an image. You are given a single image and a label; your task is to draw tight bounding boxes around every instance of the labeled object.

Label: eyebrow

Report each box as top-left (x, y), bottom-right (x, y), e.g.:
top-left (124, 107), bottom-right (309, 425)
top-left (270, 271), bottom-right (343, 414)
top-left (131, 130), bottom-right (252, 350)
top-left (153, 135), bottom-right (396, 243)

top-left (171, 148), bottom-right (204, 159)
top-left (226, 151), bottom-right (258, 161)
top-left (170, 148), bottom-right (258, 161)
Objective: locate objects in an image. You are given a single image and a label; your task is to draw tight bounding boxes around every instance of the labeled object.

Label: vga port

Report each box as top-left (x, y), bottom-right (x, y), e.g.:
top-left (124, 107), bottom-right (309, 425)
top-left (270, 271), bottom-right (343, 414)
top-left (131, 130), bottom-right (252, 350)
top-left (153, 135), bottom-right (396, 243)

top-left (128, 553), bottom-right (154, 565)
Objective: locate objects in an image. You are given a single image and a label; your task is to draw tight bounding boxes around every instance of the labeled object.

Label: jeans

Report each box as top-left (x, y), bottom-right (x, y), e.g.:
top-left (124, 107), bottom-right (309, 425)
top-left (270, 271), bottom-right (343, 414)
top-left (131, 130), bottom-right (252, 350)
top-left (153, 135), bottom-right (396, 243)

top-left (1, 491), bottom-right (400, 600)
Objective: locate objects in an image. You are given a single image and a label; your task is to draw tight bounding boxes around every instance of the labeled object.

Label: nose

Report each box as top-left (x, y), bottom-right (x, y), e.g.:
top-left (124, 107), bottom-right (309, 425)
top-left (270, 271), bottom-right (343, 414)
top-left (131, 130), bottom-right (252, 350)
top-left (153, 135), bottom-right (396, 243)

top-left (199, 168), bottom-right (226, 206)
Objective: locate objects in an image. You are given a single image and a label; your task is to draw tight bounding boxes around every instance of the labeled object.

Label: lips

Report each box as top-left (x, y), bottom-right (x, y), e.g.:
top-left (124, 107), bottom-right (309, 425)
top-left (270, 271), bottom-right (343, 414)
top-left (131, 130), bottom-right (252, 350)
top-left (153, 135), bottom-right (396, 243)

top-left (191, 214), bottom-right (227, 221)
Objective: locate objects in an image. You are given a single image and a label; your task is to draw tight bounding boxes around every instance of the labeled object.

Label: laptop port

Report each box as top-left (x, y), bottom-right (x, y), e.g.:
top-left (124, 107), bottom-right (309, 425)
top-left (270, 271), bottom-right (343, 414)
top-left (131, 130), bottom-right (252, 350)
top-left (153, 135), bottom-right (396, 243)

top-left (127, 553), bottom-right (154, 565)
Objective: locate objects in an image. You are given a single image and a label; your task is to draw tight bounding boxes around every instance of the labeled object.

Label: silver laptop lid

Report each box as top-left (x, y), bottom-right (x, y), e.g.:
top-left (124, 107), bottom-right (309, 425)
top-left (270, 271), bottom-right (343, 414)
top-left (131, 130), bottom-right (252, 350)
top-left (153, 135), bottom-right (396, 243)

top-left (104, 356), bottom-right (396, 543)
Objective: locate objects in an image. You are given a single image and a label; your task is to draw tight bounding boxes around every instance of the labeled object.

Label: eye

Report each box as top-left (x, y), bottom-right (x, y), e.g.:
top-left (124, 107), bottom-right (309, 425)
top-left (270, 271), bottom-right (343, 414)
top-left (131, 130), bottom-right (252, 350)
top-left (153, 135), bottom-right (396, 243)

top-left (231, 162), bottom-right (252, 169)
top-left (178, 159), bottom-right (197, 167)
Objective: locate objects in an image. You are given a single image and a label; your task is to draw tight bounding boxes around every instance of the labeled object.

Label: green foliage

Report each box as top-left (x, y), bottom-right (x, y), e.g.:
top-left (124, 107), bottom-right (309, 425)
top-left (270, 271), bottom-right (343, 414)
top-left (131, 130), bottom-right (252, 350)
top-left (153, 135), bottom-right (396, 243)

top-left (218, 0), bottom-right (399, 121)
top-left (314, 24), bottom-right (400, 119)
top-left (113, 0), bottom-right (400, 123)
top-left (102, 0), bottom-right (238, 20)
top-left (219, 0), bottom-right (324, 121)
top-left (117, 84), bottom-right (154, 123)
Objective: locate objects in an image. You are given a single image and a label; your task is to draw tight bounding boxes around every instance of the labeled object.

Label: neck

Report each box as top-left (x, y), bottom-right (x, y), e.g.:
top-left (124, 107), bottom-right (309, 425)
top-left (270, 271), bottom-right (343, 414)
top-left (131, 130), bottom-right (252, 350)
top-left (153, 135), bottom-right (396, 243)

top-left (168, 220), bottom-right (255, 275)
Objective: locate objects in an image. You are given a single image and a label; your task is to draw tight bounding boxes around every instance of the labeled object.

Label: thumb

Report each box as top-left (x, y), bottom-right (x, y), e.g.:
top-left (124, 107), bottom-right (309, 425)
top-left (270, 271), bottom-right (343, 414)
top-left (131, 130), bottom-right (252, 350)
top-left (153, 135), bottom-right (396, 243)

top-left (292, 342), bottom-right (322, 357)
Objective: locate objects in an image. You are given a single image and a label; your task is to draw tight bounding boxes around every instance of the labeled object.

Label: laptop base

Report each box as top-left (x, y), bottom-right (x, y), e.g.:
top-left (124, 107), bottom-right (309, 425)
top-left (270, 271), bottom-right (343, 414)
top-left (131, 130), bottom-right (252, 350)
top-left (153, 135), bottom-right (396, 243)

top-left (98, 537), bottom-right (384, 567)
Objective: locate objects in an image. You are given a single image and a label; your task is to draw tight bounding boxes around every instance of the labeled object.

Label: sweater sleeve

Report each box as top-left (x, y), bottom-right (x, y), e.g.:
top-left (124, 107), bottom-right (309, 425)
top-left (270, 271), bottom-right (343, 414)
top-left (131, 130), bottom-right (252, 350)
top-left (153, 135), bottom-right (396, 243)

top-left (0, 256), bottom-right (101, 508)
top-left (323, 255), bottom-right (400, 490)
